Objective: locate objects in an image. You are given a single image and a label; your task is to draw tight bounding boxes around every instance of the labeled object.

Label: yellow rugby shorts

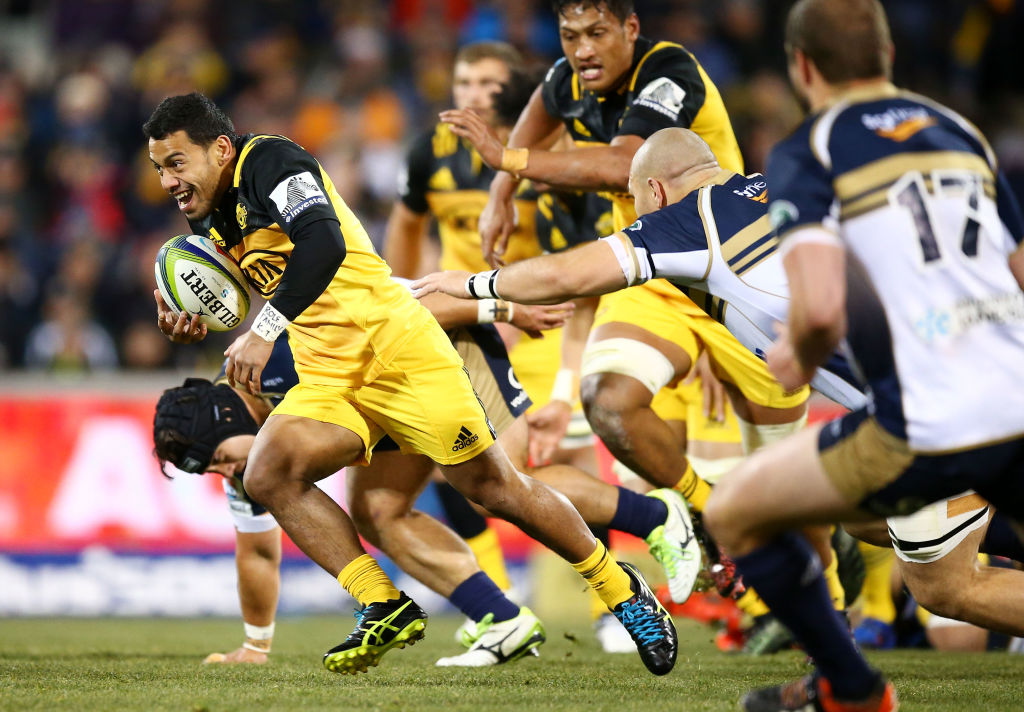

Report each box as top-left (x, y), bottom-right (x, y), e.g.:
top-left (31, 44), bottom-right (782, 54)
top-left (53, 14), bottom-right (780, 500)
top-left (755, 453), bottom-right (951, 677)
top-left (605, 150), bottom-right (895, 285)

top-left (273, 320), bottom-right (495, 466)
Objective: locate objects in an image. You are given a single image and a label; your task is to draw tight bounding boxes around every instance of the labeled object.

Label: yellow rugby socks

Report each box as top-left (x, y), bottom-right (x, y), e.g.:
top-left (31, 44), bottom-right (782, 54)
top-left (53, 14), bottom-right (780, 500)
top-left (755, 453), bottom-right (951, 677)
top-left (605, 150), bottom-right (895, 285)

top-left (337, 554), bottom-right (401, 607)
top-left (465, 528), bottom-right (512, 592)
top-left (572, 541), bottom-right (634, 609)
top-left (857, 542), bottom-right (896, 623)
top-left (824, 546), bottom-right (846, 611)
top-left (673, 461), bottom-right (713, 512)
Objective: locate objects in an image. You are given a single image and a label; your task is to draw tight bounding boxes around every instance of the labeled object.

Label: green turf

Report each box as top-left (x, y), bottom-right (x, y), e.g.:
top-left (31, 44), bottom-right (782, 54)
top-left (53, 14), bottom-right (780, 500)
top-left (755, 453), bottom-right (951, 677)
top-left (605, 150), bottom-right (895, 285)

top-left (1, 615), bottom-right (1021, 711)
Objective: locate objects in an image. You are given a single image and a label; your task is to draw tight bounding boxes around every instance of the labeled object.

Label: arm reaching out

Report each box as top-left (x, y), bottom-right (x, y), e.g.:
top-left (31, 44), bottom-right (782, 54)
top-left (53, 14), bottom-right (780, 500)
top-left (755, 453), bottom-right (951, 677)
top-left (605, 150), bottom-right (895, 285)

top-left (412, 239), bottom-right (629, 305)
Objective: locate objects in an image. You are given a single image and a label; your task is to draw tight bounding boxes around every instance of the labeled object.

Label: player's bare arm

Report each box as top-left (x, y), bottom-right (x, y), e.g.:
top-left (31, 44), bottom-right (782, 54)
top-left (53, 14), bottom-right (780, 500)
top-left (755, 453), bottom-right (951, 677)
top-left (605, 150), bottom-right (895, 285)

top-left (441, 108), bottom-right (642, 194)
top-left (418, 292), bottom-right (575, 336)
top-left (767, 237), bottom-right (847, 390)
top-left (384, 202), bottom-right (431, 278)
top-left (1010, 243), bottom-right (1024, 291)
top-left (413, 238), bottom-right (626, 304)
top-left (477, 86), bottom-right (565, 266)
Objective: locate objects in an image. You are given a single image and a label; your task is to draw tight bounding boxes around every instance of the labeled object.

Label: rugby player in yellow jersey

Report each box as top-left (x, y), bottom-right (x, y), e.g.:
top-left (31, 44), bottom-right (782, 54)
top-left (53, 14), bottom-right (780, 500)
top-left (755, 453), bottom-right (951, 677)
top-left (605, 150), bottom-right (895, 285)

top-left (439, 0), bottom-right (771, 602)
top-left (145, 92), bottom-right (677, 676)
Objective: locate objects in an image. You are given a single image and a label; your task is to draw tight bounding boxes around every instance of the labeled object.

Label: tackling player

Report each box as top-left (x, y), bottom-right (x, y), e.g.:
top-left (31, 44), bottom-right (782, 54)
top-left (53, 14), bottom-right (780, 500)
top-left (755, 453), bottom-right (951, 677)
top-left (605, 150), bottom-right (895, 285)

top-left (145, 92), bottom-right (677, 676)
top-left (702, 1), bottom-right (1024, 709)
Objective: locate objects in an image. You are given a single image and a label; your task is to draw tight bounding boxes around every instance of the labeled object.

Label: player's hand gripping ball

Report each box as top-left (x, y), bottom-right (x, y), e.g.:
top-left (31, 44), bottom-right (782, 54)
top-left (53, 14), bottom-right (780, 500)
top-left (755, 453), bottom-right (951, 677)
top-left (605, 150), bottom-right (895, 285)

top-left (155, 235), bottom-right (250, 332)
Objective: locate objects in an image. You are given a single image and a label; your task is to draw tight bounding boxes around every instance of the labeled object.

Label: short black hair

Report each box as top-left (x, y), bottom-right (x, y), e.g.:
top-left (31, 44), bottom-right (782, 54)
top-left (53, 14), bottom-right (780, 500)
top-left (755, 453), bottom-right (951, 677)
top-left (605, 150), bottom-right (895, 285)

top-left (551, 0), bottom-right (635, 24)
top-left (142, 92), bottom-right (237, 147)
top-left (493, 68), bottom-right (543, 127)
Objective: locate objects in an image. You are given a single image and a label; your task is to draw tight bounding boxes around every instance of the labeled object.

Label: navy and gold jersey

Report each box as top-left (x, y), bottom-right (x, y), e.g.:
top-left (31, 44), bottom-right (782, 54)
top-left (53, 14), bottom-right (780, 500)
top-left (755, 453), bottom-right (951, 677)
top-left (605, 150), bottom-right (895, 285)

top-left (399, 123), bottom-right (543, 271)
top-left (189, 133), bottom-right (435, 387)
top-left (541, 36), bottom-right (743, 229)
top-left (603, 171), bottom-right (864, 410)
top-left (767, 83), bottom-right (1024, 451)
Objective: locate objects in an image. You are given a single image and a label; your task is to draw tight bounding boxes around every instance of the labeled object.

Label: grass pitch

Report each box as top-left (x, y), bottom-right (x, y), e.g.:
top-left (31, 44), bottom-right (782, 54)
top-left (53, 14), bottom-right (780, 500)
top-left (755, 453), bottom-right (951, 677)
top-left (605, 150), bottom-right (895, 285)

top-left (2, 615), bottom-right (1022, 711)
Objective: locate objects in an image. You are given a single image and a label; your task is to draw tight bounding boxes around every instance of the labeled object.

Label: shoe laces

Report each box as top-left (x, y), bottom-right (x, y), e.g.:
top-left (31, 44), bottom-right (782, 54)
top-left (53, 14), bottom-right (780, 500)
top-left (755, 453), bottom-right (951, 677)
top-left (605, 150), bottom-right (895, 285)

top-left (461, 613), bottom-right (495, 647)
top-left (647, 526), bottom-right (697, 575)
top-left (614, 600), bottom-right (665, 645)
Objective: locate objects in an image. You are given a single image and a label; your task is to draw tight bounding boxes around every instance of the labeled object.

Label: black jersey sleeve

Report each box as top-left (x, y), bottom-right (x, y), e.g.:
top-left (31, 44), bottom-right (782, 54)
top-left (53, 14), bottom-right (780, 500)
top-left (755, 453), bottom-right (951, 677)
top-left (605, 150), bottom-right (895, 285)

top-left (541, 58), bottom-right (573, 120)
top-left (398, 130), bottom-right (434, 214)
top-left (241, 137), bottom-right (340, 237)
top-left (618, 47), bottom-right (708, 139)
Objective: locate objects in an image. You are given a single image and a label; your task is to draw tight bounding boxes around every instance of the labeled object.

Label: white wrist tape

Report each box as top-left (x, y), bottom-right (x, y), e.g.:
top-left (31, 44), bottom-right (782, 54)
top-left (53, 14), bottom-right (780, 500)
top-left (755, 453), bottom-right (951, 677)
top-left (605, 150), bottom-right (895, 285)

top-left (242, 641), bottom-right (271, 653)
top-left (250, 302), bottom-right (289, 342)
top-left (465, 270), bottom-right (502, 299)
top-left (477, 299), bottom-right (514, 323)
top-left (550, 368), bottom-right (577, 405)
top-left (244, 621), bottom-right (275, 640)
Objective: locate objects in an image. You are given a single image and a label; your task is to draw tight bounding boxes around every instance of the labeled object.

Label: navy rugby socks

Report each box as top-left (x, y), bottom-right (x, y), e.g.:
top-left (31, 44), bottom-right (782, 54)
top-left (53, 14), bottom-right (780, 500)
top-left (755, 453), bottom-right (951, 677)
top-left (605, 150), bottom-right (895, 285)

top-left (450, 571), bottom-right (520, 624)
top-left (609, 487), bottom-right (669, 540)
top-left (734, 531), bottom-right (880, 700)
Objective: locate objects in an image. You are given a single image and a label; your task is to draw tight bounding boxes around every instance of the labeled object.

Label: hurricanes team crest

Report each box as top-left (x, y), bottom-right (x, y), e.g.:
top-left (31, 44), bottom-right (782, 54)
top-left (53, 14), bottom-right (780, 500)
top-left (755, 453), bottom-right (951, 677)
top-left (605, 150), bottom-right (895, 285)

top-left (236, 203), bottom-right (247, 229)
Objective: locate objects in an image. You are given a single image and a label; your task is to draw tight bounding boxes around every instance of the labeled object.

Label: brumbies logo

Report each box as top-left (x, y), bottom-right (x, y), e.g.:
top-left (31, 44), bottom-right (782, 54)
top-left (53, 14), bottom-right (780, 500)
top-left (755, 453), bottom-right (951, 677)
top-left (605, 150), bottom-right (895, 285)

top-left (236, 202), bottom-right (247, 229)
top-left (768, 200), bottom-right (799, 232)
top-left (269, 171), bottom-right (328, 224)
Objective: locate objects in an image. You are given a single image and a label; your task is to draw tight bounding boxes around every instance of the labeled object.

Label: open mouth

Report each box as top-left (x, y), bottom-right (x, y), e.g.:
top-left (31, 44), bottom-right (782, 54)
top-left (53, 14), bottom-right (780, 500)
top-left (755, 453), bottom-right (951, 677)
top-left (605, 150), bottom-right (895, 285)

top-left (580, 65), bottom-right (603, 82)
top-left (174, 188), bottom-right (195, 212)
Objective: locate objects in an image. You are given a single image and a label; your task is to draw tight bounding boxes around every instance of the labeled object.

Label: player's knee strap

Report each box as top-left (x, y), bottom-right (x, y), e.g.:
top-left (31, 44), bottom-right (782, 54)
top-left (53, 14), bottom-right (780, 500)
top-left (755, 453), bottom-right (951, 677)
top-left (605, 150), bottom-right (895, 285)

top-left (580, 338), bottom-right (677, 396)
top-left (736, 412), bottom-right (808, 455)
top-left (688, 454), bottom-right (746, 486)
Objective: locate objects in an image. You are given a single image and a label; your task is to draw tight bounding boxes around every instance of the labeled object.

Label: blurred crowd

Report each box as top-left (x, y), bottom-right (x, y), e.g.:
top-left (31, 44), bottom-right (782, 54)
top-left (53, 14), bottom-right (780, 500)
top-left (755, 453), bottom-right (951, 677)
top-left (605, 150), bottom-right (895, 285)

top-left (1, 0), bottom-right (1022, 372)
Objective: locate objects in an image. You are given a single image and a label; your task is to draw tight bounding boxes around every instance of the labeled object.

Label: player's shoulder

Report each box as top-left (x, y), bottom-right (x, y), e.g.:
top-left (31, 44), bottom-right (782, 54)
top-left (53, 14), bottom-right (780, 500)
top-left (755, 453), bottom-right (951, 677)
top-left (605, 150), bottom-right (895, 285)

top-left (794, 86), bottom-right (995, 175)
top-left (629, 37), bottom-right (700, 89)
top-left (542, 57), bottom-right (575, 114)
top-left (235, 134), bottom-right (316, 186)
top-left (707, 173), bottom-right (771, 236)
top-left (625, 189), bottom-right (704, 242)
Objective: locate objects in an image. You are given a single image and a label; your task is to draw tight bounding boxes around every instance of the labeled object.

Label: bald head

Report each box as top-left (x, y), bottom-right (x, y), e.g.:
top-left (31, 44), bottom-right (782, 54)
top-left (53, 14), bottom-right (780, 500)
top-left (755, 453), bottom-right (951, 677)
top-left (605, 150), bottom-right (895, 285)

top-left (629, 128), bottom-right (720, 216)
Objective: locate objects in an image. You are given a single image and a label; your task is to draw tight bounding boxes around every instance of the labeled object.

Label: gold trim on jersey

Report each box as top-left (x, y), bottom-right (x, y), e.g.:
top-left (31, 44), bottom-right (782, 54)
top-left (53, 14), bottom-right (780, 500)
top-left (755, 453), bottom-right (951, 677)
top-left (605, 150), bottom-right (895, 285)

top-left (835, 150), bottom-right (995, 220)
top-left (628, 41), bottom-right (682, 91)
top-left (720, 214), bottom-right (776, 276)
top-left (696, 188), bottom-right (714, 281)
top-left (234, 135), bottom-right (280, 188)
top-left (612, 231), bottom-right (642, 280)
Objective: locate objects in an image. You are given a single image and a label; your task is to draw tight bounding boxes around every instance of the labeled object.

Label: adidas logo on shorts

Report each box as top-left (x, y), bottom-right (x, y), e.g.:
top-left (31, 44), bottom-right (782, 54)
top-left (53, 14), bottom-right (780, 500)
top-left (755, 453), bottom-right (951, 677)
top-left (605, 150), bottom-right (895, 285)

top-left (452, 426), bottom-right (479, 452)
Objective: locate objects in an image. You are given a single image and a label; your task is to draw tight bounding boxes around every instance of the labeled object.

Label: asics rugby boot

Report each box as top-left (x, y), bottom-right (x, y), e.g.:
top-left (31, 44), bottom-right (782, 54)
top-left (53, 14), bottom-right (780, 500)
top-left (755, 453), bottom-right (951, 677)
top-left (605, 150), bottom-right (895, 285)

top-left (322, 592), bottom-right (427, 674)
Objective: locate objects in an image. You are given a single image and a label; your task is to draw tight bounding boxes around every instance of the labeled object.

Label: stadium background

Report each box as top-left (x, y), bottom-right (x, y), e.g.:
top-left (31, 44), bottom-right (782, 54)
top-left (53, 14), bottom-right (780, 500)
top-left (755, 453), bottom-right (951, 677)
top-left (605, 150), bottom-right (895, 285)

top-left (0, 0), bottom-right (1022, 618)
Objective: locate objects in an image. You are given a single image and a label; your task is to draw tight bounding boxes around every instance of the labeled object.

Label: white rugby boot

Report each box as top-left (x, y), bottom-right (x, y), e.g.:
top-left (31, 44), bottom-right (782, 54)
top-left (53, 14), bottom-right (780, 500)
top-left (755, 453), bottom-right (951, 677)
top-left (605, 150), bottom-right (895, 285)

top-left (435, 608), bottom-right (545, 667)
top-left (645, 488), bottom-right (703, 603)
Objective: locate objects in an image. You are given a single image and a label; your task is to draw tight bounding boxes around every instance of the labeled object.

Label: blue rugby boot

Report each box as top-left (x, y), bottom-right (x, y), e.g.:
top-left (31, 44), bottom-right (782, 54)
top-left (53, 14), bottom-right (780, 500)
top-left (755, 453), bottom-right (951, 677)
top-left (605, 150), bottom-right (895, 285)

top-left (612, 562), bottom-right (678, 675)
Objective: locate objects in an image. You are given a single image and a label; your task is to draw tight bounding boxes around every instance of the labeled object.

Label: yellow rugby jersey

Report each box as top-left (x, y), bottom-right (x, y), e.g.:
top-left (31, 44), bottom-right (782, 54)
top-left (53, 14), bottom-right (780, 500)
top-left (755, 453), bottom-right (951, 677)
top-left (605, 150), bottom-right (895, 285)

top-left (190, 133), bottom-right (433, 386)
top-left (399, 122), bottom-right (543, 271)
top-left (541, 36), bottom-right (743, 231)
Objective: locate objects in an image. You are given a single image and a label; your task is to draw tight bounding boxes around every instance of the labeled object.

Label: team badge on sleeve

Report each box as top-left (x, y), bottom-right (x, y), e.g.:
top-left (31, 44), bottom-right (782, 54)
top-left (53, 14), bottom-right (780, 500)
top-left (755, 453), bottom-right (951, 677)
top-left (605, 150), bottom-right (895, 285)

top-left (269, 171), bottom-right (329, 224)
top-left (635, 78), bottom-right (687, 120)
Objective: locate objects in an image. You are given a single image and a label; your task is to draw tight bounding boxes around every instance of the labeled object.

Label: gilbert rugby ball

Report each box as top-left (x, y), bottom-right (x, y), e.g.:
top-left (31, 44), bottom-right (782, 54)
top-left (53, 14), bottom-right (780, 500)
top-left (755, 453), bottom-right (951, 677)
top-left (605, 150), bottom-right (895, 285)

top-left (155, 234), bottom-right (250, 332)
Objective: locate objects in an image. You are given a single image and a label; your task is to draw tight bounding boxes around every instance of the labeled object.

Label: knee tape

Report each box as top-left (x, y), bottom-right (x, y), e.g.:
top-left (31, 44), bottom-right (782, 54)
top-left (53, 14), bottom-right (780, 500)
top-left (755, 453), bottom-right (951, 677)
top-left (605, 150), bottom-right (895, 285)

top-left (581, 338), bottom-right (677, 396)
top-left (736, 412), bottom-right (808, 455)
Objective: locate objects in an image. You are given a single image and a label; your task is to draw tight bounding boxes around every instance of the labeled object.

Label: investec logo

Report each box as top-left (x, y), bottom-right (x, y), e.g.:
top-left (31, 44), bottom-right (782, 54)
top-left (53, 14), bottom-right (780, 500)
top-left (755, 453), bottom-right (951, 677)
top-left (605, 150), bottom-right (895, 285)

top-left (452, 426), bottom-right (479, 452)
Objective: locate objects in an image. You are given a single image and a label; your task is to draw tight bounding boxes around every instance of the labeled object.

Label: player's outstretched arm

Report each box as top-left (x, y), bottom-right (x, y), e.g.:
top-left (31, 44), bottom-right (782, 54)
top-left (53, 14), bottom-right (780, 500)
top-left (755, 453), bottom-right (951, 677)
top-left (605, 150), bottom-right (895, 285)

top-left (475, 85), bottom-right (564, 267)
top-left (412, 239), bottom-right (627, 305)
top-left (417, 291), bottom-right (574, 335)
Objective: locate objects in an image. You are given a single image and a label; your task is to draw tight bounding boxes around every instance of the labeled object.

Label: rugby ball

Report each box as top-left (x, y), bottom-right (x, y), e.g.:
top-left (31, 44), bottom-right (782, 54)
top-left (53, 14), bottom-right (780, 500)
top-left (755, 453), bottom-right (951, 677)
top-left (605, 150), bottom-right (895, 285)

top-left (154, 235), bottom-right (250, 332)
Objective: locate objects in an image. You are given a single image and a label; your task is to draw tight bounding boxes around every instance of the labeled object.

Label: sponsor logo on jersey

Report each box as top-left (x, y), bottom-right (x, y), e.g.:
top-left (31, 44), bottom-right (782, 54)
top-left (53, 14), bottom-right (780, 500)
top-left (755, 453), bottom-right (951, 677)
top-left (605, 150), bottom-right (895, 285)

top-left (634, 77), bottom-right (686, 120)
top-left (914, 292), bottom-right (1024, 344)
top-left (269, 171), bottom-right (329, 224)
top-left (452, 425), bottom-right (480, 452)
top-left (236, 202), bottom-right (247, 229)
top-left (768, 200), bottom-right (799, 232)
top-left (861, 107), bottom-right (937, 141)
top-left (733, 179), bottom-right (768, 203)
top-left (626, 219), bottom-right (643, 232)
top-left (510, 390), bottom-right (530, 409)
